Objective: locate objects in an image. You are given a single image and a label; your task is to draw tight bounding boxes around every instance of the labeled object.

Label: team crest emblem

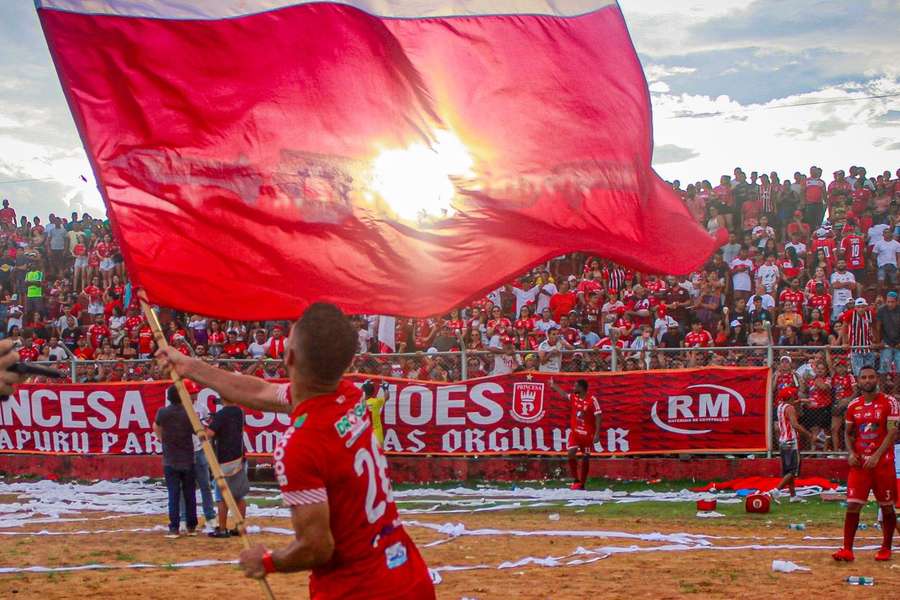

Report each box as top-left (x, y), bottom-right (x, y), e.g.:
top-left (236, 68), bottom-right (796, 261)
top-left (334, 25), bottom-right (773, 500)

top-left (511, 382), bottom-right (546, 423)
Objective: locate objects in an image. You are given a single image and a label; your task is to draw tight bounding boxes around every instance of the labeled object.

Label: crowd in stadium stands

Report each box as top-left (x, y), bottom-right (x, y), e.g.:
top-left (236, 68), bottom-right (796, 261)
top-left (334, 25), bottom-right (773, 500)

top-left (2, 164), bottom-right (899, 448)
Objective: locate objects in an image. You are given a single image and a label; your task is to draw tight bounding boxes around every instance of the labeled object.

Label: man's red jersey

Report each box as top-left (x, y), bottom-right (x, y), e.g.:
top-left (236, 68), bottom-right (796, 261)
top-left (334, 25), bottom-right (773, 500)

top-left (831, 374), bottom-right (856, 401)
top-left (839, 234), bottom-right (865, 269)
top-left (779, 289), bottom-right (805, 310)
top-left (273, 381), bottom-right (433, 600)
top-left (569, 392), bottom-right (602, 441)
top-left (845, 394), bottom-right (900, 467)
top-left (684, 330), bottom-right (713, 348)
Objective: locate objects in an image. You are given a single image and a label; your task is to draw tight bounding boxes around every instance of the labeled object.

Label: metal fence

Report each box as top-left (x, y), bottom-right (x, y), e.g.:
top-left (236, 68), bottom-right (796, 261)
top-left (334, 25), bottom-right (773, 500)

top-left (26, 343), bottom-right (891, 458)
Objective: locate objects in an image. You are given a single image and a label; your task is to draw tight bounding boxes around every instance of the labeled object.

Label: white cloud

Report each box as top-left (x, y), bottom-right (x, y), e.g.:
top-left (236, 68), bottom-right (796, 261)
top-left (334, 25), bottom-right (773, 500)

top-left (650, 77), bottom-right (900, 183)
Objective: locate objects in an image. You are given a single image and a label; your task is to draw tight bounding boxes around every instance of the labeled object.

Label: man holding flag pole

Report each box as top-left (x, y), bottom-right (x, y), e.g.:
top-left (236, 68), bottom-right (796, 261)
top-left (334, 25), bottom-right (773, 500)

top-left (157, 303), bottom-right (435, 599)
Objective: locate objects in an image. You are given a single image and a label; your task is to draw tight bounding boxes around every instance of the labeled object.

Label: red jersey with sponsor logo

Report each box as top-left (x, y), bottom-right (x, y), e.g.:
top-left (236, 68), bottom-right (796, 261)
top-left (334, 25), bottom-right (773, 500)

top-left (124, 316), bottom-right (143, 334)
top-left (774, 371), bottom-right (799, 392)
top-left (808, 376), bottom-right (832, 409)
top-left (559, 326), bottom-right (580, 346)
top-left (138, 325), bottom-right (154, 354)
top-left (684, 330), bottom-right (713, 348)
top-left (807, 292), bottom-right (831, 318)
top-left (840, 234), bottom-right (865, 269)
top-left (831, 374), bottom-right (856, 400)
top-left (844, 394), bottom-right (900, 467)
top-left (18, 346), bottom-right (39, 362)
top-left (514, 317), bottom-right (535, 332)
top-left (569, 393), bottom-right (602, 438)
top-left (443, 319), bottom-right (465, 336)
top-left (779, 289), bottom-right (805, 310)
top-left (273, 380), bottom-right (433, 599)
top-left (87, 323), bottom-right (110, 348)
top-left (487, 318), bottom-right (511, 334)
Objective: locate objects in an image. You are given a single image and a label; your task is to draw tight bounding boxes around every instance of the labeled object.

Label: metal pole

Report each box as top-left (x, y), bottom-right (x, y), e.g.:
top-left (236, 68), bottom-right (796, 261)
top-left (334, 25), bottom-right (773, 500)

top-left (460, 335), bottom-right (468, 381)
top-left (139, 291), bottom-right (276, 600)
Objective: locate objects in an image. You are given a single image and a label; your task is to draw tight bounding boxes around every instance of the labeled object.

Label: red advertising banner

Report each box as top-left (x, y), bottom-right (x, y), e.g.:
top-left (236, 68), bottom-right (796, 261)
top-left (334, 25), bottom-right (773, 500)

top-left (0, 368), bottom-right (770, 457)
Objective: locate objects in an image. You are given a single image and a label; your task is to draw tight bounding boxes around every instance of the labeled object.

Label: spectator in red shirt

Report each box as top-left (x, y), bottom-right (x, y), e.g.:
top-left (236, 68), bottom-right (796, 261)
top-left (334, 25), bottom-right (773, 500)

top-left (803, 165), bottom-right (826, 228)
top-left (223, 331), bottom-right (247, 359)
top-left (549, 280), bottom-right (577, 323)
top-left (86, 314), bottom-right (110, 349)
top-left (73, 336), bottom-right (95, 360)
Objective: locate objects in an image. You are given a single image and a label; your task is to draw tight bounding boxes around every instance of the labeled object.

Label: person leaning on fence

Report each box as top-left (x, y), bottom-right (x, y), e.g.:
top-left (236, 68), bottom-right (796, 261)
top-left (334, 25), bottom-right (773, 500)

top-left (153, 385), bottom-right (198, 538)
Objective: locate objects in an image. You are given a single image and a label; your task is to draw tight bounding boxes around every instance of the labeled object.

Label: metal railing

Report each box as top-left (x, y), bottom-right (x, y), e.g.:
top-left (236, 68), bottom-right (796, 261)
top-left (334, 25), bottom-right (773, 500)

top-left (23, 341), bottom-right (890, 459)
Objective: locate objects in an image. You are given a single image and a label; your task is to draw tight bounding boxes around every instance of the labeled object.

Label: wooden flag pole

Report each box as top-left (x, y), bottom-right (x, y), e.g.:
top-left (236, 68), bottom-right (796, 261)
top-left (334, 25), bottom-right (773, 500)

top-left (139, 291), bottom-right (276, 600)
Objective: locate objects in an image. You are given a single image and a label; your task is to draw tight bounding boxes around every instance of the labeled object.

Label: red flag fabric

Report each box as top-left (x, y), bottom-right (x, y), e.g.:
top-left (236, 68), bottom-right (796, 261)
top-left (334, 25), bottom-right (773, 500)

top-left (38, 1), bottom-right (724, 319)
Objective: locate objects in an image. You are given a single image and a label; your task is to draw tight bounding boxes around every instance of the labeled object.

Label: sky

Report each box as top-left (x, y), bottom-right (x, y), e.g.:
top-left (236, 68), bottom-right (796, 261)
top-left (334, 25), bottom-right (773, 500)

top-left (0, 0), bottom-right (898, 219)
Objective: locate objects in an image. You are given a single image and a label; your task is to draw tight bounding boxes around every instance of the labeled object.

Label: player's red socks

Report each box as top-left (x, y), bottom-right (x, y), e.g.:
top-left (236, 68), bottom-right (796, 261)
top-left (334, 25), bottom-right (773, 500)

top-left (567, 455), bottom-right (578, 482)
top-left (579, 457), bottom-right (590, 487)
top-left (881, 508), bottom-right (896, 555)
top-left (842, 510), bottom-right (860, 551)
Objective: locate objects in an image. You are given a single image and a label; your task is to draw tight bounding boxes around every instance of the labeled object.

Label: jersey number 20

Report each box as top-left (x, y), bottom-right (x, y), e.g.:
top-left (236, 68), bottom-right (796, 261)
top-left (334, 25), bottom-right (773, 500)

top-left (354, 436), bottom-right (394, 523)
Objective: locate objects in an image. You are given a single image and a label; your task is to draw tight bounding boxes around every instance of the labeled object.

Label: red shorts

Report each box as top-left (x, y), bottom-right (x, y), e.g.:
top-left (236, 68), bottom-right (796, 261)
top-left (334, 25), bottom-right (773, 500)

top-left (309, 530), bottom-right (435, 600)
top-left (846, 461), bottom-right (898, 505)
top-left (567, 431), bottom-right (595, 451)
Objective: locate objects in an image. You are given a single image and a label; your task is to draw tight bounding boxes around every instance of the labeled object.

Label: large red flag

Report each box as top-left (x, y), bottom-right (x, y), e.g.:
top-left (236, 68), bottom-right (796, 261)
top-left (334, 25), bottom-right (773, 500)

top-left (38, 0), bottom-right (723, 319)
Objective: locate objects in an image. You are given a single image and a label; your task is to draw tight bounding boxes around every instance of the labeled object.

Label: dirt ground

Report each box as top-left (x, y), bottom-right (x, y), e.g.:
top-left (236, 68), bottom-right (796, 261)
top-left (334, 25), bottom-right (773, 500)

top-left (1, 508), bottom-right (898, 600)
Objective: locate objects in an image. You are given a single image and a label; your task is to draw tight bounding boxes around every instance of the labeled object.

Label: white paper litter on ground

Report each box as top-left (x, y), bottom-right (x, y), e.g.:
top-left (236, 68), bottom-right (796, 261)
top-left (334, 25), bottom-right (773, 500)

top-left (772, 559), bottom-right (810, 573)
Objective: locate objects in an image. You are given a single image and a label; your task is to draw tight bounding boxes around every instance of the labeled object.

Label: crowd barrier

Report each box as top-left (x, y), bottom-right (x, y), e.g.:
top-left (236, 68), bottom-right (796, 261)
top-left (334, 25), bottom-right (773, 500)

top-left (21, 344), bottom-right (886, 457)
top-left (2, 367), bottom-right (769, 458)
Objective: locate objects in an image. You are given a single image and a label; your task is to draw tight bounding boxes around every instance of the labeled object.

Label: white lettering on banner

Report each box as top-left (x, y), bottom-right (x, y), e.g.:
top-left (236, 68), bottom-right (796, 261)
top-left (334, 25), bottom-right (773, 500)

top-left (552, 427), bottom-right (567, 451)
top-left (119, 392), bottom-right (149, 429)
top-left (489, 428), bottom-right (509, 452)
top-left (464, 429), bottom-right (485, 452)
top-left (123, 432), bottom-right (143, 453)
top-left (87, 392), bottom-right (117, 429)
top-left (436, 385), bottom-right (467, 425)
top-left (468, 383), bottom-right (504, 425)
top-left (0, 429), bottom-right (11, 450)
top-left (101, 432), bottom-right (119, 453)
top-left (252, 430), bottom-right (283, 453)
top-left (398, 386), bottom-right (433, 426)
top-left (407, 429), bottom-right (425, 452)
top-left (31, 390), bottom-right (60, 427)
top-left (15, 430), bottom-right (31, 449)
top-left (1, 391), bottom-right (31, 426)
top-left (60, 391), bottom-right (86, 428)
top-left (652, 384), bottom-right (747, 435)
top-left (383, 384), bottom-right (397, 425)
top-left (246, 411), bottom-right (276, 428)
top-left (442, 430), bottom-right (462, 452)
top-left (607, 428), bottom-right (630, 452)
top-left (382, 429), bottom-right (401, 452)
top-left (145, 433), bottom-right (161, 454)
top-left (53, 430), bottom-right (69, 452)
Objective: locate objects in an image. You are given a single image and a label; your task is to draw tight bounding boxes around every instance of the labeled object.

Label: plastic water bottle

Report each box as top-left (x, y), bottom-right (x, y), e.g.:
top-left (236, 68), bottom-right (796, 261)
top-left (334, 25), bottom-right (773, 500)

top-left (845, 576), bottom-right (874, 586)
top-left (858, 523), bottom-right (868, 530)
top-left (788, 523), bottom-right (806, 531)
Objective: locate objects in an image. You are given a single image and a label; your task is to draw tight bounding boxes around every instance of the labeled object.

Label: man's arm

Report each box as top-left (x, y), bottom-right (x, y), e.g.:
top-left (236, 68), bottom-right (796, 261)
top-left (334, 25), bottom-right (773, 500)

top-left (239, 503), bottom-right (334, 578)
top-left (786, 405), bottom-right (811, 440)
top-left (152, 422), bottom-right (163, 441)
top-left (593, 412), bottom-right (602, 443)
top-left (845, 420), bottom-right (860, 467)
top-left (156, 347), bottom-right (289, 413)
top-left (548, 377), bottom-right (566, 397)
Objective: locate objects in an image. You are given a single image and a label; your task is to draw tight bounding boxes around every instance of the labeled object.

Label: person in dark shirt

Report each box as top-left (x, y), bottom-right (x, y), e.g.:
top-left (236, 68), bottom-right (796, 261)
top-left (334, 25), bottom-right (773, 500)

top-left (876, 292), bottom-right (899, 393)
top-left (153, 386), bottom-right (198, 537)
top-left (206, 396), bottom-right (248, 538)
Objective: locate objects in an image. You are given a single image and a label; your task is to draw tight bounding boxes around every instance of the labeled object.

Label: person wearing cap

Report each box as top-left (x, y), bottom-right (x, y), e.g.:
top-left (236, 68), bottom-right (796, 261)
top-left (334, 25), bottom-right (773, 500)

top-left (876, 292), bottom-right (899, 392)
top-left (841, 297), bottom-right (876, 376)
top-left (770, 386), bottom-right (811, 503)
top-left (153, 385), bottom-right (198, 538)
